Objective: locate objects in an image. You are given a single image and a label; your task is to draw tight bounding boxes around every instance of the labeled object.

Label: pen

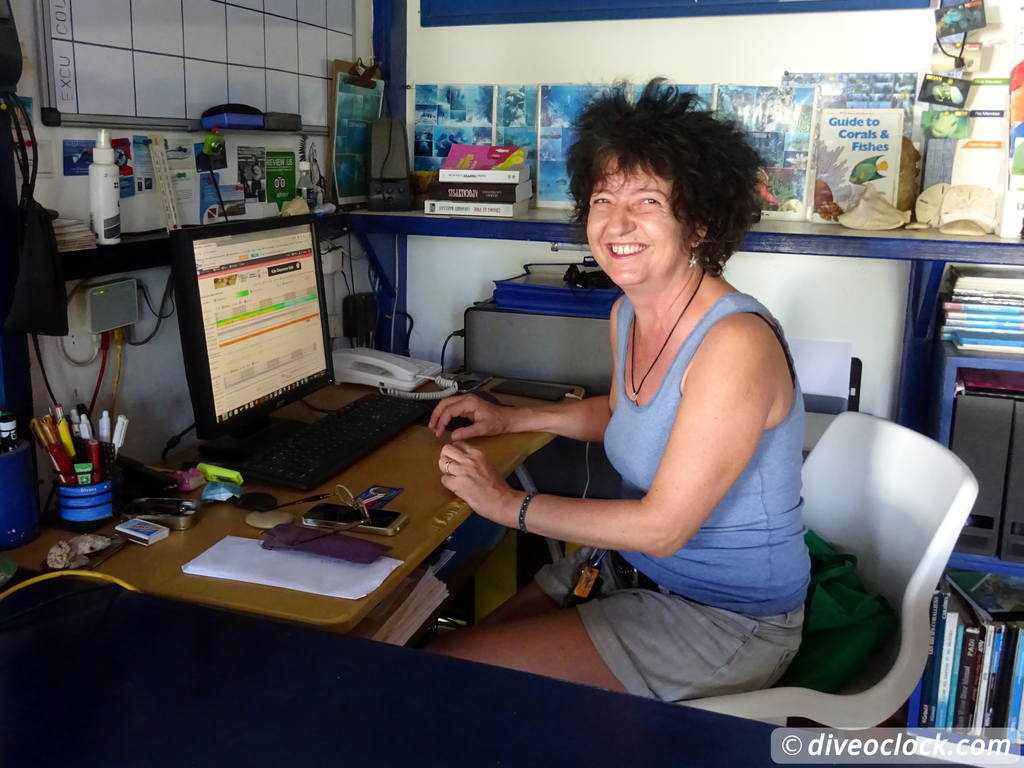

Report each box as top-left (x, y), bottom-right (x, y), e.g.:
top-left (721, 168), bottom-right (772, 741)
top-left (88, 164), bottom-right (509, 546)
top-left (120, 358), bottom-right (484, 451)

top-left (68, 406), bottom-right (81, 437)
top-left (57, 417), bottom-right (76, 458)
top-left (98, 410), bottom-right (112, 443)
top-left (88, 439), bottom-right (102, 482)
top-left (47, 443), bottom-right (76, 480)
top-left (112, 414), bottom-right (129, 456)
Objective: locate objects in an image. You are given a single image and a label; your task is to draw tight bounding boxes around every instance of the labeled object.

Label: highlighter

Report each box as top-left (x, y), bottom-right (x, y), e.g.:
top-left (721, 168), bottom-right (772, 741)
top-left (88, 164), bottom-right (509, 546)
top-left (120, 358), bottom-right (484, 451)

top-left (196, 462), bottom-right (244, 485)
top-left (57, 418), bottom-right (76, 458)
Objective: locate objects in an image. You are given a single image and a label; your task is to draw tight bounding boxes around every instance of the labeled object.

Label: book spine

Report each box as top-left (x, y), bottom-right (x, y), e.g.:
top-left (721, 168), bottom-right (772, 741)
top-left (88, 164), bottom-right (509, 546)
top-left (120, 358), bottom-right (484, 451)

top-left (929, 593), bottom-right (950, 728)
top-left (1009, 633), bottom-right (1024, 742)
top-left (946, 624), bottom-right (964, 729)
top-left (985, 626), bottom-right (1005, 727)
top-left (954, 628), bottom-right (979, 729)
top-left (921, 591), bottom-right (942, 726)
top-left (438, 168), bottom-right (526, 183)
top-left (944, 302), bottom-right (1024, 315)
top-left (424, 200), bottom-right (521, 217)
top-left (937, 610), bottom-right (960, 728)
top-left (992, 625), bottom-right (1019, 727)
top-left (427, 181), bottom-right (527, 203)
top-left (972, 626), bottom-right (992, 735)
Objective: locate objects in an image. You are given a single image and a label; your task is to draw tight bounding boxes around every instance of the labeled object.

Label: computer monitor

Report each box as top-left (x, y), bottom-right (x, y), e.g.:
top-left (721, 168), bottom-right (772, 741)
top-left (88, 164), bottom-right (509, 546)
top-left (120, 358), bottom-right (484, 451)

top-left (171, 216), bottom-right (333, 445)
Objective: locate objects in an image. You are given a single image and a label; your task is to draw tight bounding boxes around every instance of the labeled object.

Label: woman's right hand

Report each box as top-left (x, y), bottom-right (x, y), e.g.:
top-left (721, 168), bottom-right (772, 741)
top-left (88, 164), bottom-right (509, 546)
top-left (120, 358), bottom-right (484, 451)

top-left (429, 394), bottom-right (513, 440)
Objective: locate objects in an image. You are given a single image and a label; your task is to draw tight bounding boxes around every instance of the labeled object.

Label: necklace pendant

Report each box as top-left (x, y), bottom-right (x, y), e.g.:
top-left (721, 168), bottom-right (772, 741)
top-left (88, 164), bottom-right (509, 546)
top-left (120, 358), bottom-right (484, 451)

top-left (628, 387), bottom-right (640, 403)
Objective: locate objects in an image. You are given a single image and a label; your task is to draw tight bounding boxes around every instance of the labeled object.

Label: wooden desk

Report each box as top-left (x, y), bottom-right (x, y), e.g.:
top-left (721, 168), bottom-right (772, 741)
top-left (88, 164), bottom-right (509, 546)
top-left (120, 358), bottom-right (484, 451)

top-left (7, 384), bottom-right (558, 633)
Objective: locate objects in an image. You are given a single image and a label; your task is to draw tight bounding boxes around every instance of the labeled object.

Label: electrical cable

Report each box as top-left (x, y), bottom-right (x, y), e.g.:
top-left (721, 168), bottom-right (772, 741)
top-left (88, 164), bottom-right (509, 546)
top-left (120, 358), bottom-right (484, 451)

top-left (203, 153), bottom-right (229, 221)
top-left (581, 441), bottom-right (592, 500)
top-left (301, 399), bottom-right (333, 414)
top-left (129, 273), bottom-right (175, 346)
top-left (30, 334), bottom-right (59, 407)
top-left (935, 30), bottom-right (969, 69)
top-left (439, 329), bottom-right (463, 374)
top-left (161, 422), bottom-right (195, 461)
top-left (0, 570), bottom-right (139, 604)
top-left (57, 334), bottom-right (100, 366)
top-left (110, 328), bottom-right (125, 414)
top-left (89, 332), bottom-right (110, 414)
top-left (390, 236), bottom-right (399, 351)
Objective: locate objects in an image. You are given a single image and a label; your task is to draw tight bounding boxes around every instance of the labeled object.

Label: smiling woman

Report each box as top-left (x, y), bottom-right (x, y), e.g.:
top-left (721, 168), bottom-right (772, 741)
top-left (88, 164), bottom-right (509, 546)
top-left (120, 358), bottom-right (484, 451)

top-left (425, 79), bottom-right (810, 705)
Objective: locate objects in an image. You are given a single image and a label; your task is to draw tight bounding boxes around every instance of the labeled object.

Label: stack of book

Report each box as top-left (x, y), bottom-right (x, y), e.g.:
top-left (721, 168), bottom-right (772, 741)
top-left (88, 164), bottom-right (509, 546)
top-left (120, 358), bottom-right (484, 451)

top-left (424, 143), bottom-right (532, 218)
top-left (917, 570), bottom-right (1024, 738)
top-left (941, 272), bottom-right (1024, 354)
top-left (53, 218), bottom-right (97, 252)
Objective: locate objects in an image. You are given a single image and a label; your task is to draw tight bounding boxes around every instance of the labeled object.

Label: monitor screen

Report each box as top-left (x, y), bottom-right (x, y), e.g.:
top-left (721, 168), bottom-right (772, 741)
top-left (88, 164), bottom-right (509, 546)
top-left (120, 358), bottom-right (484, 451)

top-left (172, 217), bottom-right (333, 440)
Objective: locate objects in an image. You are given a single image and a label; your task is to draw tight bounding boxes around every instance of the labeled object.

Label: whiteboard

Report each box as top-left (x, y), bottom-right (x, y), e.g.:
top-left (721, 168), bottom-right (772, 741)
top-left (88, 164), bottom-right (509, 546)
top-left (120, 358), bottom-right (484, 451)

top-left (35, 0), bottom-right (355, 132)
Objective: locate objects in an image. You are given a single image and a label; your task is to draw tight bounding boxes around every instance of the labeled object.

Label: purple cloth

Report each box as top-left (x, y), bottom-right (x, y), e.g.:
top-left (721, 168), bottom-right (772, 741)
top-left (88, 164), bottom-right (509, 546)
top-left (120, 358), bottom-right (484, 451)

top-left (261, 524), bottom-right (389, 564)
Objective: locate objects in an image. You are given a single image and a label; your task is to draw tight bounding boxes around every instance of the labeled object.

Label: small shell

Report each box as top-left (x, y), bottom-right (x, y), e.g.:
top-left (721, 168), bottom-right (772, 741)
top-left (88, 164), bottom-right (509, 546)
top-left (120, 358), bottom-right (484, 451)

top-left (71, 534), bottom-right (111, 556)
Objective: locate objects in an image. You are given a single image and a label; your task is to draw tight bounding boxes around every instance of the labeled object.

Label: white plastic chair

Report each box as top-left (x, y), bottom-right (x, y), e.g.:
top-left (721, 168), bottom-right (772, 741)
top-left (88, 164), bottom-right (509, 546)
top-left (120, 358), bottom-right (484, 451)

top-left (685, 412), bottom-right (979, 728)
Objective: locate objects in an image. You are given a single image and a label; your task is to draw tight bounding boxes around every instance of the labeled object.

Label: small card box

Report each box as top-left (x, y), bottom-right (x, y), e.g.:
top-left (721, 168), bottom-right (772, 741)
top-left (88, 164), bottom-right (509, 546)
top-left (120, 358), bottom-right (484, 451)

top-left (115, 517), bottom-right (170, 546)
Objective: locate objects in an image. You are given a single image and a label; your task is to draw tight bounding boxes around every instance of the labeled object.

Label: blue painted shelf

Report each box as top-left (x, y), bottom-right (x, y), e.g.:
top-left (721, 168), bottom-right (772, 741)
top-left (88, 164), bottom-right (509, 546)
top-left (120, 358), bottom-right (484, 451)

top-left (347, 210), bottom-right (1024, 265)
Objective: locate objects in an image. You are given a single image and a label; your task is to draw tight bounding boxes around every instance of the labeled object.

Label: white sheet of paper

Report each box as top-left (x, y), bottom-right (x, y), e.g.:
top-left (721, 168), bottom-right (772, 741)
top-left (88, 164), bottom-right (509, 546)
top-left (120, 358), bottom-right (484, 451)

top-left (181, 535), bottom-right (401, 599)
top-left (788, 337), bottom-right (853, 401)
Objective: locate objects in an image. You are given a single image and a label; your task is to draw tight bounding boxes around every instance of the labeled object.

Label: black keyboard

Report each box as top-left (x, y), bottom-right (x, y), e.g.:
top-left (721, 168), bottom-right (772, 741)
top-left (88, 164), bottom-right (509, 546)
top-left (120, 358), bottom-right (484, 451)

top-left (243, 394), bottom-right (435, 490)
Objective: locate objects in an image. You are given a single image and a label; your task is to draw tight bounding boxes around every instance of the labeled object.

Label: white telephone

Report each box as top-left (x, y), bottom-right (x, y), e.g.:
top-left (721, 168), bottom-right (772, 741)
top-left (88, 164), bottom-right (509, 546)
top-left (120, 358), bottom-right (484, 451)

top-left (332, 347), bottom-right (456, 399)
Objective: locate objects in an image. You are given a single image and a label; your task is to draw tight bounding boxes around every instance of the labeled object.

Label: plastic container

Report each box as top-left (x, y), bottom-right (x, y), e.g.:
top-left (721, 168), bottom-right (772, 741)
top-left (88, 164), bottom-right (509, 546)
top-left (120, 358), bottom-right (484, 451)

top-left (297, 160), bottom-right (318, 209)
top-left (492, 262), bottom-right (621, 319)
top-left (89, 128), bottom-right (121, 244)
top-left (0, 441), bottom-right (39, 549)
top-left (57, 480), bottom-right (114, 524)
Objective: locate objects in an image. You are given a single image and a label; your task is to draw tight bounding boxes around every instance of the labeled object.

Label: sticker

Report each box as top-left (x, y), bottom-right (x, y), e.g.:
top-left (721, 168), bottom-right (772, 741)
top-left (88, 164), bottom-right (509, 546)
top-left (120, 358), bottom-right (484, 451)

top-left (62, 138), bottom-right (94, 175)
top-left (355, 485), bottom-right (403, 509)
top-left (918, 74), bottom-right (972, 108)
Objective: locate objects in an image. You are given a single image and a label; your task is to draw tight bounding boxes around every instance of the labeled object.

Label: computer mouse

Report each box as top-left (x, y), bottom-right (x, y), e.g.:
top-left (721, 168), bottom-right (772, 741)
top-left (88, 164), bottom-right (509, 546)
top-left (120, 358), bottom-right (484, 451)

top-left (445, 416), bottom-right (474, 432)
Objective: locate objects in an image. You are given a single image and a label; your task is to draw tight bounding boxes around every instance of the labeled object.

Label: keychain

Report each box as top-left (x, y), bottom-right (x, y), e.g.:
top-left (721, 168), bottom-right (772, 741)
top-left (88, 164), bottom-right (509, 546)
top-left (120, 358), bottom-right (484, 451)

top-left (564, 548), bottom-right (607, 607)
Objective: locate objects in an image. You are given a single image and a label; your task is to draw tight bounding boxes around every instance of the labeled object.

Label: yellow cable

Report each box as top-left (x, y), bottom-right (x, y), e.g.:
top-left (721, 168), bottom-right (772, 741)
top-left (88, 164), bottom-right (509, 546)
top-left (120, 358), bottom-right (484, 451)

top-left (0, 569), bottom-right (140, 603)
top-left (110, 327), bottom-right (125, 415)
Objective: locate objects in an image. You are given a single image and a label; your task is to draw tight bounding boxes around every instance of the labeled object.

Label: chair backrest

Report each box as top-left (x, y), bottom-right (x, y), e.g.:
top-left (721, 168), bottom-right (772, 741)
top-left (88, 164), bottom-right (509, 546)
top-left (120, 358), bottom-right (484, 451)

top-left (801, 412), bottom-right (977, 612)
top-left (686, 413), bottom-right (978, 727)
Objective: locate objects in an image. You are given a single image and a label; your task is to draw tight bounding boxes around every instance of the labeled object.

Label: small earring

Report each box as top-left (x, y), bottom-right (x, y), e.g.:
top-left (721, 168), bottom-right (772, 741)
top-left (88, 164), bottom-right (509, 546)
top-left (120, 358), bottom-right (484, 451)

top-left (688, 254), bottom-right (698, 268)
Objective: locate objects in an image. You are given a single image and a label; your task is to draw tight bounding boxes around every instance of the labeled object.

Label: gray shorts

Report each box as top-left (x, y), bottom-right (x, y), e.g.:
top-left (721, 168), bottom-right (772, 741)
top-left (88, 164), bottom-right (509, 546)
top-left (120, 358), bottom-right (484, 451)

top-left (534, 547), bottom-right (804, 703)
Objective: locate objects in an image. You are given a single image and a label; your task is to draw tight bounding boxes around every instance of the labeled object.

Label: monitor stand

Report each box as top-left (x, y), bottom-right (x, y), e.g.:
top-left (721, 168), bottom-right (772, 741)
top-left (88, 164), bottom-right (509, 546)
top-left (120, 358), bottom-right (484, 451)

top-left (196, 417), bottom-right (307, 464)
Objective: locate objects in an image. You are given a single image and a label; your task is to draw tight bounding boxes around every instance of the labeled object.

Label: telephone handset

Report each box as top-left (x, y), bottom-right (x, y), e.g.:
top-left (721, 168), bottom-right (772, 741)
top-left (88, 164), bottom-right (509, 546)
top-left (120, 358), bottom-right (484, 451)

top-left (332, 347), bottom-right (457, 400)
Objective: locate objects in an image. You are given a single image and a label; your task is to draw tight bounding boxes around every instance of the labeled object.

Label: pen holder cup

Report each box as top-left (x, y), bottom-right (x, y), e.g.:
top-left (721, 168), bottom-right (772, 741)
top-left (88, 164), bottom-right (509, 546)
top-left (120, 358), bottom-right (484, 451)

top-left (56, 479), bottom-right (117, 528)
top-left (0, 441), bottom-right (40, 549)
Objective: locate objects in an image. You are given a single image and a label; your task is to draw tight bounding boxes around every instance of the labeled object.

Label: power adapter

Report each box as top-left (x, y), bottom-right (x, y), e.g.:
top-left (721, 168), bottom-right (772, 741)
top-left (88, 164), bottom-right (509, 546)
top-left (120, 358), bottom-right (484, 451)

top-left (342, 292), bottom-right (378, 338)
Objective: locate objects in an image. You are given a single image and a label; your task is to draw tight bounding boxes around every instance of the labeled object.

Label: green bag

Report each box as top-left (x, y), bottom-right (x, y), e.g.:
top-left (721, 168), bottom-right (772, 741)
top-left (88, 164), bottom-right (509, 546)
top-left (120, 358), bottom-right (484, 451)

top-left (777, 530), bottom-right (898, 693)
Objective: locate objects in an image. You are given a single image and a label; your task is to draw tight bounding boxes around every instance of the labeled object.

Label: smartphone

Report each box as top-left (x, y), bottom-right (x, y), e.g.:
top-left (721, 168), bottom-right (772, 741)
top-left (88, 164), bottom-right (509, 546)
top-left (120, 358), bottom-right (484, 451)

top-left (491, 379), bottom-right (576, 401)
top-left (302, 503), bottom-right (409, 536)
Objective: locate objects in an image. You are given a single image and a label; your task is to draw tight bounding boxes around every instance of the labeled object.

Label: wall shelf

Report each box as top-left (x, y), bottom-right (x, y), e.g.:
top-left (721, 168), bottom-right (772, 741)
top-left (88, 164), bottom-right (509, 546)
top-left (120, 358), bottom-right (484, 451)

top-left (347, 209), bottom-right (1024, 265)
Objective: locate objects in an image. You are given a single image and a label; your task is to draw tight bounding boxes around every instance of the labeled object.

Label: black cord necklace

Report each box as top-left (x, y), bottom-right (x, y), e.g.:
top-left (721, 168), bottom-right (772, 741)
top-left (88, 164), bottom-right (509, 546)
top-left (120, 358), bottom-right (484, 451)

top-left (628, 269), bottom-right (705, 404)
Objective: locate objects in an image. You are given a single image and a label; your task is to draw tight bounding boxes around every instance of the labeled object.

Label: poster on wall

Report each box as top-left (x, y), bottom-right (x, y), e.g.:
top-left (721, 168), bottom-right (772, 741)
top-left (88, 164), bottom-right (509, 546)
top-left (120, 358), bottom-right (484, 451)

top-left (715, 84), bottom-right (818, 221)
top-left (413, 84), bottom-right (496, 171)
top-left (331, 76), bottom-right (384, 205)
top-left (633, 83), bottom-right (714, 109)
top-left (496, 85), bottom-right (539, 179)
top-left (538, 84), bottom-right (610, 206)
top-left (781, 72), bottom-right (918, 137)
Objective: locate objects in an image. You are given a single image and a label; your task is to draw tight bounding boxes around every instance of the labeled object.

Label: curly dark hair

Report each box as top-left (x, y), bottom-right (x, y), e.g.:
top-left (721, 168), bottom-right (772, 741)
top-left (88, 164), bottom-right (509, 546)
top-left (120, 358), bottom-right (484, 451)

top-left (567, 78), bottom-right (762, 277)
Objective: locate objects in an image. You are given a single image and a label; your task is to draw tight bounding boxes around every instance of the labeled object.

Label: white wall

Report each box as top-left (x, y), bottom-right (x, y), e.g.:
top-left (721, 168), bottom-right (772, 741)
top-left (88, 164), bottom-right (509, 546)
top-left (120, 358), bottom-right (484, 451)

top-left (14, 0), bottom-right (374, 464)
top-left (403, 0), bottom-right (1017, 419)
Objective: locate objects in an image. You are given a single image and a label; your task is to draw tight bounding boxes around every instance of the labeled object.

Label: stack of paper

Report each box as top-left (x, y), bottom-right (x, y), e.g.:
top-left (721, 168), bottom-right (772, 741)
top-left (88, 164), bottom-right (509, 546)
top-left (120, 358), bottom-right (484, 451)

top-left (53, 218), bottom-right (96, 252)
top-left (365, 567), bottom-right (449, 646)
top-left (181, 535), bottom-right (402, 599)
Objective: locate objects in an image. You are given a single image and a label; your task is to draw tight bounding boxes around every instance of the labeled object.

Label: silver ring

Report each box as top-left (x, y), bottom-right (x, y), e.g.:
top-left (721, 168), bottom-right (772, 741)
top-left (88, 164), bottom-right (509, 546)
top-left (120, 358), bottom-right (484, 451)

top-left (444, 458), bottom-right (453, 475)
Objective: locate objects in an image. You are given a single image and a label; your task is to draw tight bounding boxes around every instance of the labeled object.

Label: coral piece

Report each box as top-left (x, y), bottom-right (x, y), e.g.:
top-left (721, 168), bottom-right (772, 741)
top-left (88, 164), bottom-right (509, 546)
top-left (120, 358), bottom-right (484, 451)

top-left (896, 137), bottom-right (921, 212)
top-left (914, 183), bottom-right (950, 228)
top-left (837, 184), bottom-right (911, 230)
top-left (816, 200), bottom-right (844, 221)
top-left (939, 185), bottom-right (998, 236)
top-left (72, 534), bottom-right (111, 556)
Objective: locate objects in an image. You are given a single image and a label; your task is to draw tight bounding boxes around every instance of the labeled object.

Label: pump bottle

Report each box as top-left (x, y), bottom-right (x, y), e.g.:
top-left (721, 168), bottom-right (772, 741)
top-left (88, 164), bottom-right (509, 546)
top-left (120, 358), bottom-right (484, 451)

top-left (89, 128), bottom-right (121, 245)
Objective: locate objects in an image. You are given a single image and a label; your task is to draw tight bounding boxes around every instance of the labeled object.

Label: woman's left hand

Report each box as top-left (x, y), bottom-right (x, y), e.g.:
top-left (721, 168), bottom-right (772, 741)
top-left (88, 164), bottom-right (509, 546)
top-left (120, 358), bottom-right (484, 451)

top-left (438, 441), bottom-right (517, 524)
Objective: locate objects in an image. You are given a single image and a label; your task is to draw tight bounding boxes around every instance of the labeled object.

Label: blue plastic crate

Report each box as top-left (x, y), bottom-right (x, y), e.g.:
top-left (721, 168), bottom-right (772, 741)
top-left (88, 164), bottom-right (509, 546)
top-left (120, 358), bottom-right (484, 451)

top-left (492, 262), bottom-right (621, 319)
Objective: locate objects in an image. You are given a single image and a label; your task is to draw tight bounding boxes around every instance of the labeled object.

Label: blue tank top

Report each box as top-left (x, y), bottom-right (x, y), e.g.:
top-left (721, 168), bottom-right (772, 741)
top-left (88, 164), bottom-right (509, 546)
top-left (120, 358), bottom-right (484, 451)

top-left (604, 292), bottom-right (810, 617)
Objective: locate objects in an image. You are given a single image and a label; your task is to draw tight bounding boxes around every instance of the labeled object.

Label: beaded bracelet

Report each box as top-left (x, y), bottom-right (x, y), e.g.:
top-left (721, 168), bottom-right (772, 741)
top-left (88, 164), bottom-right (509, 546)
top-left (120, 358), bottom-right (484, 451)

top-left (518, 492), bottom-right (537, 534)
